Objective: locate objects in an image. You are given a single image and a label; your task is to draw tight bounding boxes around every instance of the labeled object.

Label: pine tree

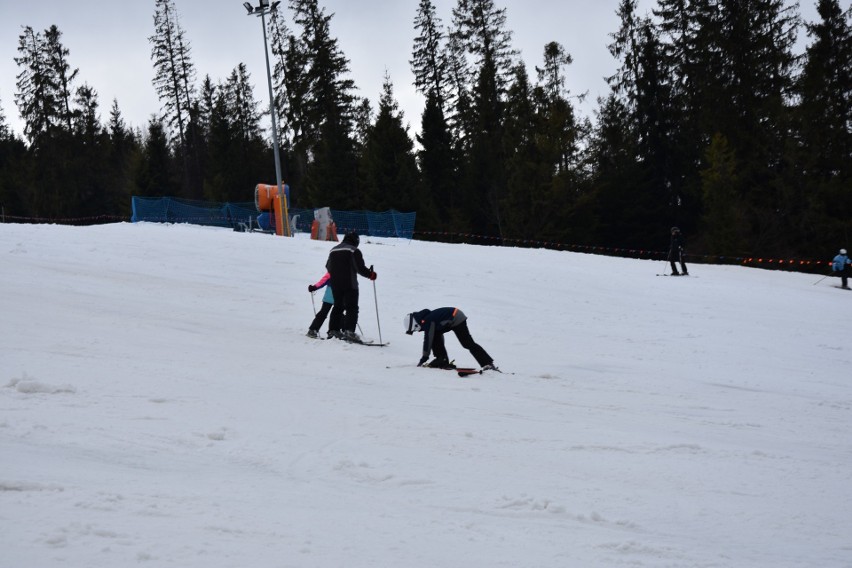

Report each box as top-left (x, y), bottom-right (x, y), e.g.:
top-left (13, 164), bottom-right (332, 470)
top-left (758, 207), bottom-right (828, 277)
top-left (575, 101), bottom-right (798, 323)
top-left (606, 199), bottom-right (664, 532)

top-left (14, 26), bottom-right (58, 145)
top-left (70, 83), bottom-right (110, 216)
top-left (449, 0), bottom-right (517, 235)
top-left (44, 25), bottom-right (78, 132)
top-left (106, 99), bottom-right (140, 215)
top-left (411, 0), bottom-right (450, 110)
top-left (713, 0), bottom-right (798, 252)
top-left (149, 0), bottom-right (196, 149)
top-left (204, 65), bottom-right (270, 203)
top-left (501, 63), bottom-right (544, 238)
top-left (794, 0), bottom-right (852, 250)
top-left (289, 0), bottom-right (359, 208)
top-left (135, 117), bottom-right (178, 198)
top-left (417, 90), bottom-right (458, 230)
top-left (149, 0), bottom-right (201, 197)
top-left (359, 74), bottom-right (420, 214)
top-left (267, 9), bottom-right (296, 149)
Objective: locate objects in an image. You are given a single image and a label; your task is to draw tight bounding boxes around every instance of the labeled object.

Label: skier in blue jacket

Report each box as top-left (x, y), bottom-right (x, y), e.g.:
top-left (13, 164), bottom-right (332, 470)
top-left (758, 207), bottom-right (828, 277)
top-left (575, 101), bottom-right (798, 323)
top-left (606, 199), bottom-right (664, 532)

top-left (404, 307), bottom-right (497, 370)
top-left (832, 248), bottom-right (850, 289)
top-left (306, 272), bottom-right (340, 338)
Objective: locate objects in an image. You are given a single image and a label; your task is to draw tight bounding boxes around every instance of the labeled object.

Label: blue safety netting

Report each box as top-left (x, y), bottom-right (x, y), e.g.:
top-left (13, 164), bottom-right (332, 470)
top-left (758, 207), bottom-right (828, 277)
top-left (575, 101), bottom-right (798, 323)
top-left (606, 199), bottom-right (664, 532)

top-left (132, 197), bottom-right (416, 239)
top-left (131, 197), bottom-right (256, 227)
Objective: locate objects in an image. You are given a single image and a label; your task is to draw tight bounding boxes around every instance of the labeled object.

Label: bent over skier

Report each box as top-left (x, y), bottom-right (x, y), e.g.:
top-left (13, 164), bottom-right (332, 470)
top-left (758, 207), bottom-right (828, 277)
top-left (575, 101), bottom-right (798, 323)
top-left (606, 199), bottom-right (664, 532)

top-left (404, 307), bottom-right (497, 371)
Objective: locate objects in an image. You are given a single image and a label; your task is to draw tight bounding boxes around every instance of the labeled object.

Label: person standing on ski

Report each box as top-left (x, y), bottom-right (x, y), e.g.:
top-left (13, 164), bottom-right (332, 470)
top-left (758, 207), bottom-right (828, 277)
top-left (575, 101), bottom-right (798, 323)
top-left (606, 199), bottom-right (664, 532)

top-left (668, 227), bottom-right (688, 275)
top-left (325, 232), bottom-right (376, 342)
top-left (832, 248), bottom-right (850, 289)
top-left (306, 272), bottom-right (340, 338)
top-left (404, 307), bottom-right (497, 371)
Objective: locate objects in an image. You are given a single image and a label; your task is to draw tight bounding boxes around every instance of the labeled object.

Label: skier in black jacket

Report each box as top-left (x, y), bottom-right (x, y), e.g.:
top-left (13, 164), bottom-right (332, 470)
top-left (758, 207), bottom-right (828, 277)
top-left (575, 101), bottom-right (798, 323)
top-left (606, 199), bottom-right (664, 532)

top-left (668, 227), bottom-right (688, 275)
top-left (404, 307), bottom-right (497, 370)
top-left (325, 232), bottom-right (376, 342)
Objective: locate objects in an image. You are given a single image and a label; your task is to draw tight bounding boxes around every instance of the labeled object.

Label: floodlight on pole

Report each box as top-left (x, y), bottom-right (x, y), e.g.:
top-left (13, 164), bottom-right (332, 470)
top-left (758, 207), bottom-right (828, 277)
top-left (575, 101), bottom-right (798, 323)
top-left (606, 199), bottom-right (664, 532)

top-left (245, 0), bottom-right (290, 236)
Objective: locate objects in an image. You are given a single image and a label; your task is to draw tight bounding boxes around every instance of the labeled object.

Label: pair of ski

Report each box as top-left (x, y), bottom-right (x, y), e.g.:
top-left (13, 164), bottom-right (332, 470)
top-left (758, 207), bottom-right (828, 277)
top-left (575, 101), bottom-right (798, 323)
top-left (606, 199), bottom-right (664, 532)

top-left (425, 365), bottom-right (493, 377)
top-left (308, 335), bottom-right (388, 347)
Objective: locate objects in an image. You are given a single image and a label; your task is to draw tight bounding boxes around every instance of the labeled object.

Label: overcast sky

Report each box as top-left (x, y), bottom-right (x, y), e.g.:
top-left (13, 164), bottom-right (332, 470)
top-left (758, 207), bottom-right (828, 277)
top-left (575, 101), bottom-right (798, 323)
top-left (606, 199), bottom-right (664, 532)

top-left (0, 0), bottom-right (819, 142)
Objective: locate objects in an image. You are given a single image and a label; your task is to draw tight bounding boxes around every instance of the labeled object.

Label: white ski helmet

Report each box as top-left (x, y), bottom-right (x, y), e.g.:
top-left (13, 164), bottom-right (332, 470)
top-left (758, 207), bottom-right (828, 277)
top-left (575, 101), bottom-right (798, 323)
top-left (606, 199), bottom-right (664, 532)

top-left (841, 249), bottom-right (847, 255)
top-left (404, 313), bottom-right (420, 335)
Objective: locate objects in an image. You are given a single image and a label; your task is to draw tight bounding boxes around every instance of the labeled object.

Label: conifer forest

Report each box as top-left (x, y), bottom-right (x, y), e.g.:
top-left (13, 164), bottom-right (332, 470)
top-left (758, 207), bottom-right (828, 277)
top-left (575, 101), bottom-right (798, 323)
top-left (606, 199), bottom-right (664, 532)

top-left (1, 0), bottom-right (850, 261)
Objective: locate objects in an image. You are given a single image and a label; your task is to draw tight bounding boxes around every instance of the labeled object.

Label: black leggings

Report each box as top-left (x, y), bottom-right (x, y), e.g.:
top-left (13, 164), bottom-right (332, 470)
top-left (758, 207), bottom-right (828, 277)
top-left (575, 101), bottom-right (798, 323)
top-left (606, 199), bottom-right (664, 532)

top-left (309, 301), bottom-right (333, 332)
top-left (430, 322), bottom-right (492, 367)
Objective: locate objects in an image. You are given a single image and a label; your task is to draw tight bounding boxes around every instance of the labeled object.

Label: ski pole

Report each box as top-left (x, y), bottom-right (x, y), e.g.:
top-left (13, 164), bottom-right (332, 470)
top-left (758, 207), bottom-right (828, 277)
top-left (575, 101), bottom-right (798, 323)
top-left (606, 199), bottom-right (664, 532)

top-left (812, 274), bottom-right (830, 286)
top-left (370, 265), bottom-right (382, 345)
top-left (310, 290), bottom-right (317, 315)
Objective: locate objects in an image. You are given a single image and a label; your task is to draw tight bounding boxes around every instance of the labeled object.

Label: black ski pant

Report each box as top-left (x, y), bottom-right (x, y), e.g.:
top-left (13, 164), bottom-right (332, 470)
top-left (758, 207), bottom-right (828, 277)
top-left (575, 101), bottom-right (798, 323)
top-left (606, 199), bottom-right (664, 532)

top-left (836, 267), bottom-right (849, 288)
top-left (309, 301), bottom-right (333, 332)
top-left (431, 321), bottom-right (492, 367)
top-left (328, 288), bottom-right (360, 333)
top-left (669, 248), bottom-right (688, 274)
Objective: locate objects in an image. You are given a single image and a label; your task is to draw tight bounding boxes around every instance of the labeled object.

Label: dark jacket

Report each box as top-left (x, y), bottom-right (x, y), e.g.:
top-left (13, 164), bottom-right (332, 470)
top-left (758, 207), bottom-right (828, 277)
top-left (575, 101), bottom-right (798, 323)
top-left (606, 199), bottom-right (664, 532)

top-left (325, 240), bottom-right (371, 291)
top-left (411, 307), bottom-right (467, 359)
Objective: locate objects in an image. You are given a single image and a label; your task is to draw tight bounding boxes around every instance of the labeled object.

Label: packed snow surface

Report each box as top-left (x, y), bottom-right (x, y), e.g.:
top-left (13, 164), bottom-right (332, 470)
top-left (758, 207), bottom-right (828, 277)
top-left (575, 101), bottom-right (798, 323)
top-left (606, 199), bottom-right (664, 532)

top-left (2, 222), bottom-right (851, 567)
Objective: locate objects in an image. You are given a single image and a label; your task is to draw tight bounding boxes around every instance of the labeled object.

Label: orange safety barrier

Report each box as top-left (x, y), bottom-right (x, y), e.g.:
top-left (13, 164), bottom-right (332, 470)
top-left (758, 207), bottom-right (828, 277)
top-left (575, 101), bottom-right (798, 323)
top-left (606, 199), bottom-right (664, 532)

top-left (311, 220), bottom-right (338, 241)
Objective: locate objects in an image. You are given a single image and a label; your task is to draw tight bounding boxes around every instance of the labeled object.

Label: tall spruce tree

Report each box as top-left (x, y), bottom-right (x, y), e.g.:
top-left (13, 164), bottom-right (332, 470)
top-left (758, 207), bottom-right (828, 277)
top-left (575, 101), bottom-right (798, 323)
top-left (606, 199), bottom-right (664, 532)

top-left (44, 25), bottom-right (78, 132)
top-left (149, 0), bottom-right (201, 197)
top-left (417, 91), bottom-right (458, 230)
top-left (411, 0), bottom-right (450, 110)
top-left (135, 116), bottom-right (178, 198)
top-left (794, 0), bottom-right (852, 251)
top-left (450, 0), bottom-right (517, 235)
top-left (289, 0), bottom-right (359, 208)
top-left (14, 26), bottom-right (58, 145)
top-left (411, 0), bottom-right (459, 228)
top-left (600, 1), bottom-right (668, 247)
top-left (106, 99), bottom-right (139, 215)
top-left (711, 0), bottom-right (798, 253)
top-left (501, 63), bottom-right (543, 238)
top-left (359, 75), bottom-right (420, 213)
top-left (204, 64), bottom-right (269, 203)
top-left (150, 0), bottom-right (195, 148)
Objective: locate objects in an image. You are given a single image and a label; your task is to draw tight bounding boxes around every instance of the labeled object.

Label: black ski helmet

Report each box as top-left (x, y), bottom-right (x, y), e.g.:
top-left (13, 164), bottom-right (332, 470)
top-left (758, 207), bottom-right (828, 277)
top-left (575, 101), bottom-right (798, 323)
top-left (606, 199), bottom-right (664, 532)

top-left (343, 231), bottom-right (360, 246)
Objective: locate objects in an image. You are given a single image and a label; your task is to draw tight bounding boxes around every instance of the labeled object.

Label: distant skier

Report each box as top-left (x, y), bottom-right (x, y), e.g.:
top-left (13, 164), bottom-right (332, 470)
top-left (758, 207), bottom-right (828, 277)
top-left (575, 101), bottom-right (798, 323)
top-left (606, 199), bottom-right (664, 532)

top-left (325, 232), bottom-right (376, 343)
top-left (306, 272), bottom-right (340, 338)
top-left (832, 248), bottom-right (850, 289)
top-left (668, 227), bottom-right (689, 275)
top-left (404, 307), bottom-right (497, 371)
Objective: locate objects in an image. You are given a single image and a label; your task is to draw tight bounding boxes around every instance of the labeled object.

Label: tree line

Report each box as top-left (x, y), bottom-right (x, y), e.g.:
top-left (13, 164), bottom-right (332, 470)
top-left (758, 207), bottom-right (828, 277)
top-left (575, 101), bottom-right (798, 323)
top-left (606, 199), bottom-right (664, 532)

top-left (0, 0), bottom-right (850, 259)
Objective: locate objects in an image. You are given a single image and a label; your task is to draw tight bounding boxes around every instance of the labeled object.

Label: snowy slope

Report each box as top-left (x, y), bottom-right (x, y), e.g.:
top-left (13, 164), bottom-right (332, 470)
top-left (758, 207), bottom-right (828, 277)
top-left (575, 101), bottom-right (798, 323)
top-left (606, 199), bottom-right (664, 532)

top-left (1, 222), bottom-right (851, 568)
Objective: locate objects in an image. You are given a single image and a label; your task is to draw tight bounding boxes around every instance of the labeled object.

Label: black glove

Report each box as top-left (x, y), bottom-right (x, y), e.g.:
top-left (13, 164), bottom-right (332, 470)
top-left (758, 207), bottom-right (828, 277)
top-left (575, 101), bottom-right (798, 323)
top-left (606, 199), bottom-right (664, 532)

top-left (308, 285), bottom-right (317, 293)
top-left (369, 271), bottom-right (377, 281)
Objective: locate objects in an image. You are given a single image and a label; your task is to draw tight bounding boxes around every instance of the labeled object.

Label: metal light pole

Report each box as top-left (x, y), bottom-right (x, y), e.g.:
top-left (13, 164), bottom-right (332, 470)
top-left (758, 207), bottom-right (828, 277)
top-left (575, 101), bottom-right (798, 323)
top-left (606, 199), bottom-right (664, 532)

top-left (244, 0), bottom-right (289, 236)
